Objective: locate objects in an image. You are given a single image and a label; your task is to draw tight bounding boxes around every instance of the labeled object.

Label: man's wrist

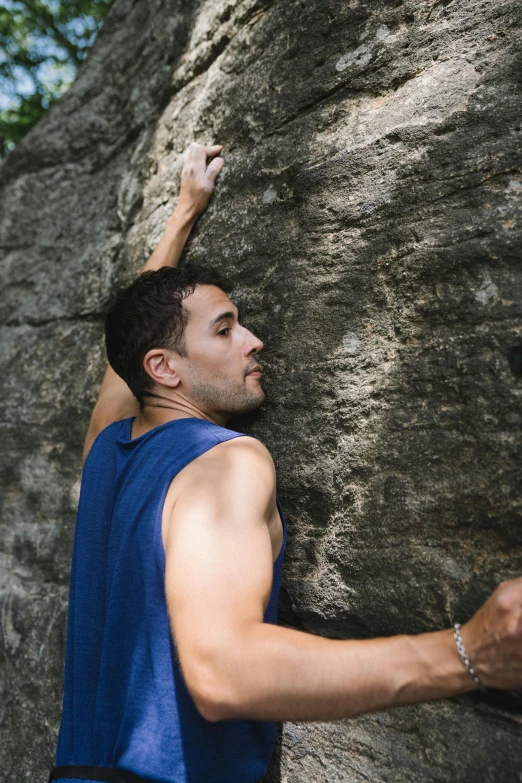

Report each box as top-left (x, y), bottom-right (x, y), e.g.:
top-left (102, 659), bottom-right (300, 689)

top-left (139, 206), bottom-right (199, 274)
top-left (168, 204), bottom-right (199, 231)
top-left (402, 628), bottom-right (480, 701)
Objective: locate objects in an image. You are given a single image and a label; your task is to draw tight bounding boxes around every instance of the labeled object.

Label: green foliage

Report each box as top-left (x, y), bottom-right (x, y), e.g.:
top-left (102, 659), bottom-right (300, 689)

top-left (0, 0), bottom-right (113, 156)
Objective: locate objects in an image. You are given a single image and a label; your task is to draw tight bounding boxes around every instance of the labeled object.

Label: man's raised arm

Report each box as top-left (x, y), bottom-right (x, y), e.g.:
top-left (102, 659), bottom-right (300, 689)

top-left (165, 436), bottom-right (522, 723)
top-left (81, 143), bottom-right (224, 463)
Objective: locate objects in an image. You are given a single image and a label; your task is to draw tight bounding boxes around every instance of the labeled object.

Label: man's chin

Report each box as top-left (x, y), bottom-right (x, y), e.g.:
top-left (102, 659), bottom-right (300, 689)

top-left (243, 390), bottom-right (265, 412)
top-left (229, 388), bottom-right (265, 415)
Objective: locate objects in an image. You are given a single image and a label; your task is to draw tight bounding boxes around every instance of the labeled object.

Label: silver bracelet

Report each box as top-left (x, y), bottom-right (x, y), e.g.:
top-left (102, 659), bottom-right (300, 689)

top-left (453, 623), bottom-right (486, 691)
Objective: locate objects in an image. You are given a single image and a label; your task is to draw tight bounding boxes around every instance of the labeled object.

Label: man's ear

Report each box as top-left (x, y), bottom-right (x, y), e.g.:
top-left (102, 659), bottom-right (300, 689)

top-left (143, 348), bottom-right (182, 389)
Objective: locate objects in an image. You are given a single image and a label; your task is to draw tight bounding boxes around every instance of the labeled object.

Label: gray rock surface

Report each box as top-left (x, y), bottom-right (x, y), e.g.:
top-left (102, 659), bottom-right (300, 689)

top-left (1, 0), bottom-right (521, 780)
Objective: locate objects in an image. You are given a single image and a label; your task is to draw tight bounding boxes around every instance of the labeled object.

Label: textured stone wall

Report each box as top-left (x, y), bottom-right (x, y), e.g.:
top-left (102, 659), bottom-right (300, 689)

top-left (1, 0), bottom-right (521, 780)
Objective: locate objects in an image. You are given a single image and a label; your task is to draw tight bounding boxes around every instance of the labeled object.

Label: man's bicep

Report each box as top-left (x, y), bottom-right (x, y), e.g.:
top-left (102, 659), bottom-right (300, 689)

top-left (163, 440), bottom-right (276, 713)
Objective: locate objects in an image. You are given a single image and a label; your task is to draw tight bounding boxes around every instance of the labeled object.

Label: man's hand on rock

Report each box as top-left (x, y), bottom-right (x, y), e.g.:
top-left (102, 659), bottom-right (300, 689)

top-left (176, 142), bottom-right (224, 222)
top-left (461, 575), bottom-right (522, 690)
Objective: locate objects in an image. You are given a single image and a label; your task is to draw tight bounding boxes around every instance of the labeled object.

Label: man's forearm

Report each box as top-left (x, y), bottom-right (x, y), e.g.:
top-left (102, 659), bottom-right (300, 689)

top-left (140, 207), bottom-right (197, 274)
top-left (210, 623), bottom-right (477, 722)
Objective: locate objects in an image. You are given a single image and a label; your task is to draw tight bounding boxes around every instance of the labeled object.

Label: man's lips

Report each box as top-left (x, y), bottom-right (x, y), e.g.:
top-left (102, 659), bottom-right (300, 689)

top-left (246, 365), bottom-right (262, 377)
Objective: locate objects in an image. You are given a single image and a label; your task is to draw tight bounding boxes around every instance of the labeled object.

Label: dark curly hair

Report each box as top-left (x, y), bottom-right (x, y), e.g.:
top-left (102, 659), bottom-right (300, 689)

top-left (104, 263), bottom-right (233, 406)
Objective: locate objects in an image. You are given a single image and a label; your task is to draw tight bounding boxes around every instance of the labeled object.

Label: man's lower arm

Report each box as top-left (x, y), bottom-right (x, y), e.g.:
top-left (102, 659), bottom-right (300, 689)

top-left (212, 623), bottom-right (477, 722)
top-left (140, 207), bottom-right (197, 274)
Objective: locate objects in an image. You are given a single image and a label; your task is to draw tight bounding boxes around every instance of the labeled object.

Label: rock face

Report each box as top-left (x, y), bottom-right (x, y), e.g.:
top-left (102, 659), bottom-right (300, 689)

top-left (1, 0), bottom-right (521, 780)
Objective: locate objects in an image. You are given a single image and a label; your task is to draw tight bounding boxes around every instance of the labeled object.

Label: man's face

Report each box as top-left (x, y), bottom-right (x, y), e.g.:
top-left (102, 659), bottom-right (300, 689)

top-left (175, 284), bottom-right (265, 418)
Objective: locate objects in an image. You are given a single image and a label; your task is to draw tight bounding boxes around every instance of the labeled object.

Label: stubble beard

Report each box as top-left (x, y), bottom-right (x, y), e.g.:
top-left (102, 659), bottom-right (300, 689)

top-left (187, 368), bottom-right (265, 416)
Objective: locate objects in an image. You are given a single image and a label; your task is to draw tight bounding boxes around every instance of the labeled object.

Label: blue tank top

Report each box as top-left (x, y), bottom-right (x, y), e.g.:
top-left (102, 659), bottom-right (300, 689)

top-left (55, 415), bottom-right (287, 783)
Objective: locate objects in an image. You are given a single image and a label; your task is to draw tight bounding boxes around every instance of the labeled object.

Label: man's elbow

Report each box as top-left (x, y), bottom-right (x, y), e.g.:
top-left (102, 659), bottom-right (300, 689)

top-left (185, 661), bottom-right (236, 723)
top-left (194, 694), bottom-right (229, 723)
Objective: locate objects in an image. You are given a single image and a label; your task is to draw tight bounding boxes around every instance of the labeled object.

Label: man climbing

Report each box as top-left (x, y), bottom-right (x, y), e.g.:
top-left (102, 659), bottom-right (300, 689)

top-left (50, 142), bottom-right (522, 783)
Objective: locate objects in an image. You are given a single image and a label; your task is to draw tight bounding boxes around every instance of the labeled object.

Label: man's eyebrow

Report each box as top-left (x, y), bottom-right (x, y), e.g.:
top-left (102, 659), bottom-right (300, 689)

top-left (208, 307), bottom-right (241, 327)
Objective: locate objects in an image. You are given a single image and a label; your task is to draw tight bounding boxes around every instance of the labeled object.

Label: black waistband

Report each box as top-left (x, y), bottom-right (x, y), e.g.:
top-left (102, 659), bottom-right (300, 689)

top-left (49, 766), bottom-right (167, 783)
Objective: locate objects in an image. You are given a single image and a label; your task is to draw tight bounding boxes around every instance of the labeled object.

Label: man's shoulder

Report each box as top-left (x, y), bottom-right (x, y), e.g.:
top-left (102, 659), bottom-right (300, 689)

top-left (204, 432), bottom-right (274, 468)
top-left (177, 431), bottom-right (275, 491)
top-left (82, 417), bottom-right (127, 468)
top-left (165, 432), bottom-right (277, 540)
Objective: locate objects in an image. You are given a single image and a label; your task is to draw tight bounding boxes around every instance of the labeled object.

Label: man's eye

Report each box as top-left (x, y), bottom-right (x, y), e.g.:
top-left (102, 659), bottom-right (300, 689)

top-left (217, 328), bottom-right (230, 336)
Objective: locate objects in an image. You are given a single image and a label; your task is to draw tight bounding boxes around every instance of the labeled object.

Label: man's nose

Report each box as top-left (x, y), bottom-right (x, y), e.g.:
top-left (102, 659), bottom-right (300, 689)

top-left (245, 328), bottom-right (263, 354)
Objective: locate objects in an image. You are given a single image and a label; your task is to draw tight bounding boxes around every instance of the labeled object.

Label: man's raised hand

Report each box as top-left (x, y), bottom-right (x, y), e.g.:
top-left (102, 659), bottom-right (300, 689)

top-left (177, 142), bottom-right (224, 220)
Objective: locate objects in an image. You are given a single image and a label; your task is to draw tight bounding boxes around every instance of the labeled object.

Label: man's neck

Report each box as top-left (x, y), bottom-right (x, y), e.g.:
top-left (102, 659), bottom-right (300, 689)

top-left (131, 399), bottom-right (229, 438)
